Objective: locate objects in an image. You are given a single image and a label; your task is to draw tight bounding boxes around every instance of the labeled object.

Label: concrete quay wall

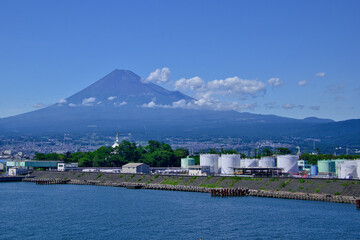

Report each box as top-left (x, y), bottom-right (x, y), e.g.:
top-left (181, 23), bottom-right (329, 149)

top-left (25, 171), bottom-right (360, 204)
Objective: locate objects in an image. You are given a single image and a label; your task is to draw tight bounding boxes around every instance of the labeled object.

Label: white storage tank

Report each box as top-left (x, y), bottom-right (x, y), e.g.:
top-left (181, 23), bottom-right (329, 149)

top-left (357, 161), bottom-right (360, 179)
top-left (276, 155), bottom-right (298, 173)
top-left (338, 161), bottom-right (358, 179)
top-left (240, 158), bottom-right (258, 168)
top-left (220, 154), bottom-right (240, 175)
top-left (259, 157), bottom-right (275, 168)
top-left (200, 154), bottom-right (219, 173)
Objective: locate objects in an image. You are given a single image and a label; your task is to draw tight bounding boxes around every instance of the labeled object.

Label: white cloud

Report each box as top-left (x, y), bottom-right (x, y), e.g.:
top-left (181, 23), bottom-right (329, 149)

top-left (174, 75), bottom-right (266, 100)
top-left (145, 67), bottom-right (171, 83)
top-left (207, 77), bottom-right (266, 98)
top-left (108, 96), bottom-right (117, 101)
top-left (298, 80), bottom-right (307, 86)
top-left (174, 76), bottom-right (205, 91)
top-left (309, 106), bottom-right (320, 111)
top-left (267, 78), bottom-right (282, 87)
top-left (315, 72), bottom-right (325, 77)
top-left (282, 104), bottom-right (304, 110)
top-left (68, 103), bottom-right (77, 107)
top-left (142, 100), bottom-right (156, 108)
top-left (58, 99), bottom-right (67, 104)
top-left (140, 98), bottom-right (257, 112)
top-left (115, 101), bottom-right (127, 106)
top-left (33, 103), bottom-right (47, 109)
top-left (82, 97), bottom-right (96, 105)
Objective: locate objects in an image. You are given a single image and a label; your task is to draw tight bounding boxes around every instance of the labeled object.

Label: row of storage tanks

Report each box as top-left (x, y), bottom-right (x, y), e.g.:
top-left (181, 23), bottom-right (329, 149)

top-left (181, 154), bottom-right (299, 175)
top-left (317, 159), bottom-right (360, 179)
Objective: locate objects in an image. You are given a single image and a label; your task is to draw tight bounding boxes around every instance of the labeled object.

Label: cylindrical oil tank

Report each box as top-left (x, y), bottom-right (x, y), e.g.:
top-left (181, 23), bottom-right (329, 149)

top-left (181, 157), bottom-right (195, 169)
top-left (240, 158), bottom-right (258, 168)
top-left (310, 165), bottom-right (318, 176)
top-left (356, 161), bottom-right (360, 180)
top-left (317, 160), bottom-right (330, 173)
top-left (200, 154), bottom-right (219, 173)
top-left (276, 155), bottom-right (298, 173)
top-left (334, 159), bottom-right (345, 175)
top-left (338, 162), bottom-right (357, 179)
top-left (220, 154), bottom-right (240, 175)
top-left (258, 157), bottom-right (275, 168)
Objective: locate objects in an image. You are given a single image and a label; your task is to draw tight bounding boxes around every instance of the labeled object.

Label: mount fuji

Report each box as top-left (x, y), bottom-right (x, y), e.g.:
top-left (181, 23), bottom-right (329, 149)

top-left (0, 69), bottom-right (358, 146)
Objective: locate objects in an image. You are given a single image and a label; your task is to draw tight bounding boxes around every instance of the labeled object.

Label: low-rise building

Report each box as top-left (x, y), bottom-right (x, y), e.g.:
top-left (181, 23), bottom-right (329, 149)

top-left (298, 160), bottom-right (311, 171)
top-left (122, 163), bottom-right (150, 174)
top-left (57, 163), bottom-right (78, 171)
top-left (0, 159), bottom-right (7, 172)
top-left (8, 167), bottom-right (27, 176)
top-left (6, 160), bottom-right (61, 171)
top-left (188, 165), bottom-right (211, 176)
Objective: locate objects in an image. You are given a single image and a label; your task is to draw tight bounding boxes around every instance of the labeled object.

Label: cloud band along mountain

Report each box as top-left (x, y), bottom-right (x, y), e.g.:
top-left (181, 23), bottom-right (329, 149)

top-left (0, 70), bottom-right (358, 146)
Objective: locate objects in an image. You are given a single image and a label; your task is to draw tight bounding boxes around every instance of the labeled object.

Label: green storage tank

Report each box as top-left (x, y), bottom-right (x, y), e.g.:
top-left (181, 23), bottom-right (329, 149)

top-left (181, 157), bottom-right (195, 169)
top-left (329, 161), bottom-right (336, 173)
top-left (318, 160), bottom-right (330, 173)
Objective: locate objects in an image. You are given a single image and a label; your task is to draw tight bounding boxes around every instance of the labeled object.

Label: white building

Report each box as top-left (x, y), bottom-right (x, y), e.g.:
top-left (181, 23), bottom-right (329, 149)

top-left (0, 162), bottom-right (5, 172)
top-left (188, 165), bottom-right (211, 176)
top-left (8, 167), bottom-right (27, 176)
top-left (122, 163), bottom-right (150, 174)
top-left (57, 163), bottom-right (79, 171)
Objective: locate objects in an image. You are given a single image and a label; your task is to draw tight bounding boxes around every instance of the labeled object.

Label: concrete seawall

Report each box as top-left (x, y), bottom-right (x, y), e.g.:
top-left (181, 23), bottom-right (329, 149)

top-left (24, 171), bottom-right (360, 204)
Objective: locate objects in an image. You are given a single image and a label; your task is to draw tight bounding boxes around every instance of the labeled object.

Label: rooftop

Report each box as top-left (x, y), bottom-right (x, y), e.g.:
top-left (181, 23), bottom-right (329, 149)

top-left (122, 163), bottom-right (147, 168)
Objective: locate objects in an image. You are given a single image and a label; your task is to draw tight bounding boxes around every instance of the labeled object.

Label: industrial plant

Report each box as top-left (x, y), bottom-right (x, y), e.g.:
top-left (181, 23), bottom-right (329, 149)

top-left (1, 153), bottom-right (360, 180)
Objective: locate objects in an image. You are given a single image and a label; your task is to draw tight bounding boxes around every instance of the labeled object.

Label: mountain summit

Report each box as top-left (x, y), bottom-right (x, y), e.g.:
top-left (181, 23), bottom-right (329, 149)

top-left (65, 69), bottom-right (192, 106)
top-left (0, 69), bottom-right (358, 147)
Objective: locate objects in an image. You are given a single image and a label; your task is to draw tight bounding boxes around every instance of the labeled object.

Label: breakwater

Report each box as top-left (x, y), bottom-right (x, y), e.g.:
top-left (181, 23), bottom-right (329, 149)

top-left (23, 172), bottom-right (360, 204)
top-left (0, 176), bottom-right (27, 182)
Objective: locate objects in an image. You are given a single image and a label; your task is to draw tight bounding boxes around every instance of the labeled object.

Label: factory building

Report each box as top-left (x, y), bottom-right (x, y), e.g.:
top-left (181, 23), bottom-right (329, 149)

top-left (122, 163), bottom-right (150, 174)
top-left (0, 159), bottom-right (7, 172)
top-left (8, 167), bottom-right (28, 176)
top-left (6, 160), bottom-right (61, 171)
top-left (57, 163), bottom-right (79, 171)
top-left (188, 165), bottom-right (210, 176)
top-left (298, 160), bottom-right (311, 172)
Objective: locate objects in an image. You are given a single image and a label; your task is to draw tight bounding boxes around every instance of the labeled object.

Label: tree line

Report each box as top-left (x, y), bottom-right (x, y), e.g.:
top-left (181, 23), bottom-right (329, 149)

top-left (34, 140), bottom-right (360, 167)
top-left (34, 140), bottom-right (189, 167)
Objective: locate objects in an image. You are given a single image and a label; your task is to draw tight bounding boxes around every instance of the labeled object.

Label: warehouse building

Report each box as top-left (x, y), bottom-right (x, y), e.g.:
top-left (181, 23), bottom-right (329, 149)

top-left (122, 163), bottom-right (150, 174)
top-left (6, 160), bottom-right (61, 171)
top-left (188, 165), bottom-right (211, 176)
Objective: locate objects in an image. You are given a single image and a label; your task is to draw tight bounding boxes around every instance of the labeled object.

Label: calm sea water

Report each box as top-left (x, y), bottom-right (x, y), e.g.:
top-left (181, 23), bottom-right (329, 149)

top-left (1, 182), bottom-right (359, 240)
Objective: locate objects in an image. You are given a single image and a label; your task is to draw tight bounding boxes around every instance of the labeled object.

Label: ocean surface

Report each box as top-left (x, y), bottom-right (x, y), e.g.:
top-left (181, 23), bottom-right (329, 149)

top-left (1, 182), bottom-right (359, 240)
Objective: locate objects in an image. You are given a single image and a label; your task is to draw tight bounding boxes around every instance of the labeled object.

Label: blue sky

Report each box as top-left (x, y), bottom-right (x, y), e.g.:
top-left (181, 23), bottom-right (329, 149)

top-left (0, 0), bottom-right (359, 121)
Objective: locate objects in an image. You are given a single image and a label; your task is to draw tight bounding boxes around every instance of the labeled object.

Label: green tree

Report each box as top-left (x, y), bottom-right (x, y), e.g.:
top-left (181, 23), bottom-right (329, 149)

top-left (261, 148), bottom-right (273, 156)
top-left (276, 147), bottom-right (291, 155)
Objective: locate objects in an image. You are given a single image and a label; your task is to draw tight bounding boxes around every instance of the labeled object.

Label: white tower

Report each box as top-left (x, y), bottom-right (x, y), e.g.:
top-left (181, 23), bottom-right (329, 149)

top-left (112, 132), bottom-right (119, 148)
